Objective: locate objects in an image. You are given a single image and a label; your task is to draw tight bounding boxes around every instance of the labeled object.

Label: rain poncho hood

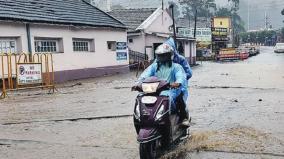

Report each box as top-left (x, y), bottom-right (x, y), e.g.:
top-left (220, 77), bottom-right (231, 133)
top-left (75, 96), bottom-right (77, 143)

top-left (164, 38), bottom-right (192, 80)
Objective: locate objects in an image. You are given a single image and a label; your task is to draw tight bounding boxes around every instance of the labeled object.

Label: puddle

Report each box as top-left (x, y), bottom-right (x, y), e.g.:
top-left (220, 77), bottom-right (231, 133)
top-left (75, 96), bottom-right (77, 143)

top-left (161, 126), bottom-right (284, 158)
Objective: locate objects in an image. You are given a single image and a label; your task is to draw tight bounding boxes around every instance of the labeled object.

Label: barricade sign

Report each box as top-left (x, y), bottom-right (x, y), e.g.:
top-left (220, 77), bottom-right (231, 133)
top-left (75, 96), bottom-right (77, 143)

top-left (17, 63), bottom-right (42, 85)
top-left (0, 53), bottom-right (55, 99)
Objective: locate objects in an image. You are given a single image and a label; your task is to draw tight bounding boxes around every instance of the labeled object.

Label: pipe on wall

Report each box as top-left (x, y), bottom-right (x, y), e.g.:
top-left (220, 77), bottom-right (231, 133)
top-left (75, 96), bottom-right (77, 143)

top-left (26, 23), bottom-right (32, 61)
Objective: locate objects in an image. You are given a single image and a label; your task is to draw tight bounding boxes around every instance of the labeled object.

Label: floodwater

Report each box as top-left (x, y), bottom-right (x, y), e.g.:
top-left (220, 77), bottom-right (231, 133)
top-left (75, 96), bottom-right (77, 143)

top-left (0, 47), bottom-right (283, 159)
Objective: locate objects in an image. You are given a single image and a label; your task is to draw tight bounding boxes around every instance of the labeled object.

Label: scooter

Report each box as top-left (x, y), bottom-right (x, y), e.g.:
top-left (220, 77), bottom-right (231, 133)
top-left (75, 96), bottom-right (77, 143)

top-left (132, 77), bottom-right (190, 159)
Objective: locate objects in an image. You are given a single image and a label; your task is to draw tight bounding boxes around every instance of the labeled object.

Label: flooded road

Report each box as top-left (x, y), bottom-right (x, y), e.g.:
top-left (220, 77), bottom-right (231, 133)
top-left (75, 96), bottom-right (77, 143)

top-left (0, 47), bottom-right (283, 159)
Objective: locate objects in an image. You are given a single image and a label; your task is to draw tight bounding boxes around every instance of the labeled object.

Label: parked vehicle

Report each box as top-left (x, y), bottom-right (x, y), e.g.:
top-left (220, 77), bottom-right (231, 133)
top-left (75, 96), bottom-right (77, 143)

top-left (239, 45), bottom-right (259, 57)
top-left (217, 48), bottom-right (240, 61)
top-left (274, 43), bottom-right (284, 53)
top-left (132, 77), bottom-right (189, 159)
top-left (247, 46), bottom-right (260, 56)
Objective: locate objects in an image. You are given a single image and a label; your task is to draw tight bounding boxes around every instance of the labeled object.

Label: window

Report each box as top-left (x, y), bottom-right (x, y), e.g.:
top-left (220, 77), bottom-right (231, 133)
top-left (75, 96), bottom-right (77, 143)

top-left (73, 41), bottom-right (89, 52)
top-left (72, 38), bottom-right (94, 52)
top-left (107, 41), bottom-right (116, 51)
top-left (0, 39), bottom-right (17, 53)
top-left (220, 21), bottom-right (223, 25)
top-left (35, 40), bottom-right (57, 53)
top-left (128, 39), bottom-right (133, 43)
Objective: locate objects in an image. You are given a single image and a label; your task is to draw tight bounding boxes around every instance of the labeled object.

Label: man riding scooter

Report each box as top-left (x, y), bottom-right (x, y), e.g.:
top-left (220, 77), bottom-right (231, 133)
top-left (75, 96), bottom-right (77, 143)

top-left (136, 43), bottom-right (189, 126)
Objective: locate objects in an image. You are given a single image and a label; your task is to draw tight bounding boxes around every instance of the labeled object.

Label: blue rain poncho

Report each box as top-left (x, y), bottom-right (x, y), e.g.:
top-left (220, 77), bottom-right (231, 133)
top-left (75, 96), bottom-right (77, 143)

top-left (164, 38), bottom-right (193, 80)
top-left (164, 38), bottom-right (193, 106)
top-left (138, 62), bottom-right (186, 111)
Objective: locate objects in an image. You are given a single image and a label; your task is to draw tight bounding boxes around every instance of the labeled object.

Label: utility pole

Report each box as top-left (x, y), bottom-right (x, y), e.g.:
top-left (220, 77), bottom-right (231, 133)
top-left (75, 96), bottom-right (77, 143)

top-left (247, 0), bottom-right (250, 31)
top-left (194, 9), bottom-right (197, 38)
top-left (265, 11), bottom-right (269, 30)
top-left (169, 4), bottom-right (177, 47)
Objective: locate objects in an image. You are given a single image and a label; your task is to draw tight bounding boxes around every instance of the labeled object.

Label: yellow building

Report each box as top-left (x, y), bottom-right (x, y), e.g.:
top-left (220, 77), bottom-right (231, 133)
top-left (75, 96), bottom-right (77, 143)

top-left (212, 17), bottom-right (231, 29)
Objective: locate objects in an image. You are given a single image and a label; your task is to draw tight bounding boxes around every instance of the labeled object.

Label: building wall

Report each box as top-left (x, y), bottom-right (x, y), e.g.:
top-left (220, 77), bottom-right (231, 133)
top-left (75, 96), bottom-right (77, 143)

top-left (0, 21), bottom-right (128, 82)
top-left (180, 40), bottom-right (196, 65)
top-left (213, 17), bottom-right (231, 28)
top-left (127, 33), bottom-right (145, 54)
top-left (145, 10), bottom-right (173, 34)
top-left (30, 24), bottom-right (128, 71)
top-left (0, 22), bottom-right (28, 53)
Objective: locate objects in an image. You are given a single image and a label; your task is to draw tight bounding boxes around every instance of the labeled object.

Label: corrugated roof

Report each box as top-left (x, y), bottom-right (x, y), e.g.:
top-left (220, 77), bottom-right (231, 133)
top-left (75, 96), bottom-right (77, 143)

top-left (0, 0), bottom-right (126, 29)
top-left (108, 8), bottom-right (156, 31)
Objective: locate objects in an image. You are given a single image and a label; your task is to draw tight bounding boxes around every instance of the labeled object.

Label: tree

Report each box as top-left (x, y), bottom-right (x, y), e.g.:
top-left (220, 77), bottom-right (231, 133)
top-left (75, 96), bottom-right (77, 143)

top-left (228, 0), bottom-right (239, 12)
top-left (282, 9), bottom-right (284, 15)
top-left (179, 0), bottom-right (217, 19)
top-left (168, 1), bottom-right (180, 18)
top-left (281, 27), bottom-right (284, 39)
top-left (239, 30), bottom-right (276, 44)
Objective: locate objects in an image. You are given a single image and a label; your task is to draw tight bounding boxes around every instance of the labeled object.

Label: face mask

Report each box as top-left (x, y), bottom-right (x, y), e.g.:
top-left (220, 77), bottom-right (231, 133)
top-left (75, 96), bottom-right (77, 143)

top-left (157, 53), bottom-right (171, 63)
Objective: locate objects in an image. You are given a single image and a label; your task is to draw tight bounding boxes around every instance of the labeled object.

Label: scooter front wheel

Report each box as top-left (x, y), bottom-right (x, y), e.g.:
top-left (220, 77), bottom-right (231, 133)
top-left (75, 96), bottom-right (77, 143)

top-left (139, 142), bottom-right (157, 159)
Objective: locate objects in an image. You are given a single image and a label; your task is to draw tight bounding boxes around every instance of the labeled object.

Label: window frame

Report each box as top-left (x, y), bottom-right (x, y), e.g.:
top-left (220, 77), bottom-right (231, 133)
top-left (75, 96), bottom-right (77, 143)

top-left (34, 38), bottom-right (61, 53)
top-left (128, 38), bottom-right (133, 43)
top-left (0, 38), bottom-right (17, 53)
top-left (107, 41), bottom-right (116, 51)
top-left (72, 38), bottom-right (95, 52)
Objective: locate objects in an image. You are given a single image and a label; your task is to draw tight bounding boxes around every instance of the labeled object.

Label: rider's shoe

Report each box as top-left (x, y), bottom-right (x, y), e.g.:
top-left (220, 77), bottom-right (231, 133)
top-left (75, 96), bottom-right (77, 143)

top-left (188, 113), bottom-right (192, 123)
top-left (181, 119), bottom-right (190, 127)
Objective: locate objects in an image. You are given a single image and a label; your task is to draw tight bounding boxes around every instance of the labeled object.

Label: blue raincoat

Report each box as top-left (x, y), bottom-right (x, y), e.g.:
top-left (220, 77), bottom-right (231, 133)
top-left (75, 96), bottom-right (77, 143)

top-left (164, 38), bottom-right (193, 80)
top-left (164, 38), bottom-right (193, 107)
top-left (138, 62), bottom-right (186, 111)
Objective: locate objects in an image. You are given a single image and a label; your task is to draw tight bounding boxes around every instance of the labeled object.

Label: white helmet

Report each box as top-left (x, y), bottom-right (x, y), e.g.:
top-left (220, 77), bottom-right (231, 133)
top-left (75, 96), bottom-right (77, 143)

top-left (155, 43), bottom-right (174, 62)
top-left (155, 43), bottom-right (174, 55)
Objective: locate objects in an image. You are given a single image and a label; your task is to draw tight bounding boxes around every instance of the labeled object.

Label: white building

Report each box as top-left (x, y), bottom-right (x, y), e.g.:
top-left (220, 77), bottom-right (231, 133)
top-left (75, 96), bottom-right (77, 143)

top-left (109, 7), bottom-right (197, 65)
top-left (0, 0), bottom-right (128, 82)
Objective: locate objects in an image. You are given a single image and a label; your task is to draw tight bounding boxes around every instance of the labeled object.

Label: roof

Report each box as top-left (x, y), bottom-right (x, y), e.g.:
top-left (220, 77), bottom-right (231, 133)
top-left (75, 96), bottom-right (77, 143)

top-left (0, 0), bottom-right (125, 29)
top-left (108, 8), bottom-right (157, 31)
top-left (177, 17), bottom-right (211, 28)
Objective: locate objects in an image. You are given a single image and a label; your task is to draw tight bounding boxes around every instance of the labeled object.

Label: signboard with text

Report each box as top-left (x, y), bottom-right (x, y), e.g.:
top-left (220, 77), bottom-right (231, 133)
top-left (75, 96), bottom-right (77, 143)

top-left (17, 63), bottom-right (42, 85)
top-left (212, 27), bottom-right (228, 36)
top-left (177, 27), bottom-right (212, 44)
top-left (116, 42), bottom-right (127, 61)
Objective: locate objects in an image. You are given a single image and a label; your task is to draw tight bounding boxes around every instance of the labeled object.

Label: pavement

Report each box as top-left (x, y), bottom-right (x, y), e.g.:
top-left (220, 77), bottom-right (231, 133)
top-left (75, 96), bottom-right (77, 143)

top-left (0, 46), bottom-right (284, 159)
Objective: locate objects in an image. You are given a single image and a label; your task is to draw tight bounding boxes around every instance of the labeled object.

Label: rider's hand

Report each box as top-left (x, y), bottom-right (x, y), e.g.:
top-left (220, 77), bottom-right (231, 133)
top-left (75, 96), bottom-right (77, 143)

top-left (131, 85), bottom-right (139, 91)
top-left (170, 83), bottom-right (181, 89)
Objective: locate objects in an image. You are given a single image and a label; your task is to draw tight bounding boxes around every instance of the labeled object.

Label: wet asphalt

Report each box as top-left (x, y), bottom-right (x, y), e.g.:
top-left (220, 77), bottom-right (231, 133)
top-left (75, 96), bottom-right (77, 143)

top-left (0, 46), bottom-right (283, 159)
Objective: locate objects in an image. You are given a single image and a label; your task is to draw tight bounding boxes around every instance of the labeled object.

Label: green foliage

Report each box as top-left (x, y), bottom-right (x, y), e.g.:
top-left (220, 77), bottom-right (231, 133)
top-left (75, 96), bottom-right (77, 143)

top-left (168, 1), bottom-right (180, 18)
top-left (228, 0), bottom-right (239, 12)
top-left (179, 0), bottom-right (216, 18)
top-left (281, 27), bottom-right (284, 38)
top-left (239, 30), bottom-right (277, 44)
top-left (215, 7), bottom-right (245, 33)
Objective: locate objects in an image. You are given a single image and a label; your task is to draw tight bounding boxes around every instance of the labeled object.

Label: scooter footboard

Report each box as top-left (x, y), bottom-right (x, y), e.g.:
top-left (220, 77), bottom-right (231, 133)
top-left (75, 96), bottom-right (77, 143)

top-left (137, 128), bottom-right (162, 143)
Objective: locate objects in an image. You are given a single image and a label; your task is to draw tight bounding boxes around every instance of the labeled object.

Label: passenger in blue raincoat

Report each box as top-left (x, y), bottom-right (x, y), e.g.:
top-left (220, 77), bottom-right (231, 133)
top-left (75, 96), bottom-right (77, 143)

top-left (137, 43), bottom-right (189, 125)
top-left (164, 38), bottom-right (193, 121)
top-left (165, 38), bottom-right (193, 81)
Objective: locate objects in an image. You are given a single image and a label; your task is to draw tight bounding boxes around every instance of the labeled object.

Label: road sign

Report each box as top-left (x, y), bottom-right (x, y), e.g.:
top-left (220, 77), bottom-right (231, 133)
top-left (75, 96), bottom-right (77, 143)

top-left (17, 63), bottom-right (42, 85)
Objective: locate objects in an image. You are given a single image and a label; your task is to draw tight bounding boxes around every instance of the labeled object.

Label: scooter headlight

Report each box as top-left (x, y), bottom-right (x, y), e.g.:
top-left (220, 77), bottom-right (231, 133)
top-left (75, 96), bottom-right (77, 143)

top-left (155, 105), bottom-right (165, 121)
top-left (134, 103), bottom-right (140, 120)
top-left (141, 96), bottom-right (157, 104)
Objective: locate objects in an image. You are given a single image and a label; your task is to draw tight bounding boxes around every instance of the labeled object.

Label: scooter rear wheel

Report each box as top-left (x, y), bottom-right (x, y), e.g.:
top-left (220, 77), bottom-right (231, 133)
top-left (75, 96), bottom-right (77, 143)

top-left (139, 142), bottom-right (157, 159)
